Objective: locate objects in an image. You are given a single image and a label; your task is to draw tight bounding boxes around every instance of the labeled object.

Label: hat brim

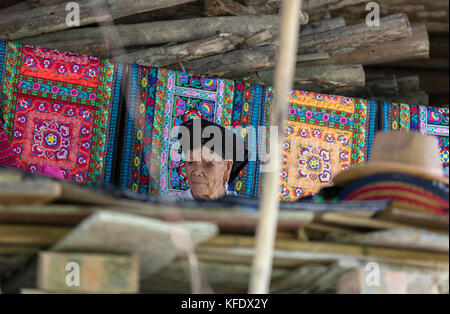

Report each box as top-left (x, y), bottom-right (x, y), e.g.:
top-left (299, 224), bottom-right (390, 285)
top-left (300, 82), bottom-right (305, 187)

top-left (333, 161), bottom-right (450, 187)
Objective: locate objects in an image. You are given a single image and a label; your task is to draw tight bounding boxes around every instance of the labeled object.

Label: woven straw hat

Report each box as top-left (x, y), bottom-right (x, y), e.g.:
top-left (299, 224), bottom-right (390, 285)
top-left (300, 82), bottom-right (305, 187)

top-left (333, 132), bottom-right (449, 186)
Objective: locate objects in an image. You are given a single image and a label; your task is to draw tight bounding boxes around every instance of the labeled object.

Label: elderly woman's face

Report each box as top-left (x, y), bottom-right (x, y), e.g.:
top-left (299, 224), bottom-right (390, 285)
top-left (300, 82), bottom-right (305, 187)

top-left (184, 146), bottom-right (233, 200)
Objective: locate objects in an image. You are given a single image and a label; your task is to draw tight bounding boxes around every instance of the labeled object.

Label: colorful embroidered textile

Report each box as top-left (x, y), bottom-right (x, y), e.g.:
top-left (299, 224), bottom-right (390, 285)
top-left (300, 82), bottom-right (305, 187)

top-left (0, 41), bottom-right (123, 184)
top-left (280, 91), bottom-right (377, 201)
top-left (381, 102), bottom-right (449, 170)
top-left (0, 120), bottom-right (19, 168)
top-left (120, 65), bottom-right (273, 198)
top-left (338, 173), bottom-right (449, 216)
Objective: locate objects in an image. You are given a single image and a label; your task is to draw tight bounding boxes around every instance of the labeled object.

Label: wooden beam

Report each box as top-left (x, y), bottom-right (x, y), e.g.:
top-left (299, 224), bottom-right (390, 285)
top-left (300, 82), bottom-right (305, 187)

top-left (205, 235), bottom-right (450, 270)
top-left (114, 33), bottom-right (244, 67)
top-left (171, 14), bottom-right (410, 77)
top-left (0, 0), bottom-right (197, 40)
top-left (21, 14), bottom-right (308, 48)
top-left (242, 64), bottom-right (366, 93)
top-left (249, 0), bottom-right (302, 294)
top-left (0, 224), bottom-right (71, 246)
top-left (0, 176), bottom-right (61, 205)
top-left (0, 203), bottom-right (314, 232)
top-left (298, 23), bottom-right (429, 66)
top-left (203, 0), bottom-right (252, 16)
top-left (297, 14), bottom-right (411, 56)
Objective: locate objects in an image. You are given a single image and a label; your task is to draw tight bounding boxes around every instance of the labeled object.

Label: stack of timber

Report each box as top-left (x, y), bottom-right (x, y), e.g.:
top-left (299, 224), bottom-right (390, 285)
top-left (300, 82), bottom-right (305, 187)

top-left (0, 0), bottom-right (446, 106)
top-left (0, 169), bottom-right (448, 294)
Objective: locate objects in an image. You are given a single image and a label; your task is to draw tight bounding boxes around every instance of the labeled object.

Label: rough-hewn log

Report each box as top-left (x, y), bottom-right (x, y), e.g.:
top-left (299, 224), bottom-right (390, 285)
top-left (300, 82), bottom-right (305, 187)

top-left (169, 44), bottom-right (277, 77)
top-left (245, 0), bottom-right (368, 15)
top-left (240, 64), bottom-right (366, 93)
top-left (332, 0), bottom-right (449, 33)
top-left (203, 0), bottom-right (252, 16)
top-left (114, 33), bottom-right (244, 67)
top-left (113, 17), bottom-right (343, 63)
top-left (242, 30), bottom-right (273, 48)
top-left (114, 1), bottom-right (204, 25)
top-left (302, 0), bottom-right (368, 13)
top-left (21, 15), bottom-right (308, 47)
top-left (300, 17), bottom-right (346, 36)
top-left (38, 40), bottom-right (111, 58)
top-left (344, 74), bottom-right (398, 100)
top-left (0, 0), bottom-right (197, 41)
top-left (298, 14), bottom-right (411, 56)
top-left (0, 0), bottom-right (64, 15)
top-left (298, 23), bottom-right (429, 66)
top-left (396, 75), bottom-right (421, 94)
top-left (171, 14), bottom-right (410, 78)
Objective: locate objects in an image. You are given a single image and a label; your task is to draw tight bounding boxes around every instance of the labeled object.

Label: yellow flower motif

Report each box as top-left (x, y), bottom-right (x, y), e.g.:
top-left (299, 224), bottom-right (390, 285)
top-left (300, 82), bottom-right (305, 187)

top-left (142, 77), bottom-right (148, 88)
top-left (134, 157), bottom-right (140, 167)
top-left (243, 102), bottom-right (249, 112)
top-left (140, 103), bottom-right (146, 114)
top-left (137, 130), bottom-right (143, 140)
top-left (240, 127), bottom-right (247, 138)
top-left (132, 183), bottom-right (139, 192)
top-left (392, 121), bottom-right (398, 130)
top-left (236, 181), bottom-right (243, 191)
top-left (46, 134), bottom-right (57, 144)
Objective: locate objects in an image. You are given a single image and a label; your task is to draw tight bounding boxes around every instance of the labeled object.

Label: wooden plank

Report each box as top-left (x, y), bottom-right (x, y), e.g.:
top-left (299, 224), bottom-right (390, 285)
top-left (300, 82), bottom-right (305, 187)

top-left (0, 0), bottom-right (196, 40)
top-left (0, 224), bottom-right (71, 246)
top-left (0, 203), bottom-right (314, 232)
top-left (338, 267), bottom-right (441, 294)
top-left (140, 259), bottom-right (290, 293)
top-left (328, 229), bottom-right (449, 253)
top-left (196, 247), bottom-right (308, 268)
top-left (376, 207), bottom-right (449, 231)
top-left (270, 264), bottom-right (329, 293)
top-left (0, 174), bottom-right (61, 205)
top-left (315, 211), bottom-right (447, 233)
top-left (51, 211), bottom-right (218, 279)
top-left (37, 251), bottom-right (139, 293)
top-left (203, 236), bottom-right (450, 270)
top-left (0, 245), bottom-right (39, 255)
top-left (197, 245), bottom-right (363, 266)
top-left (0, 204), bottom-right (94, 226)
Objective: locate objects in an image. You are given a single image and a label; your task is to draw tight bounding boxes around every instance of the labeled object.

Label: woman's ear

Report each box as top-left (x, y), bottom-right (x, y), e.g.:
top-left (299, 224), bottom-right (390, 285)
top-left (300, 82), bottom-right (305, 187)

top-left (223, 160), bottom-right (233, 182)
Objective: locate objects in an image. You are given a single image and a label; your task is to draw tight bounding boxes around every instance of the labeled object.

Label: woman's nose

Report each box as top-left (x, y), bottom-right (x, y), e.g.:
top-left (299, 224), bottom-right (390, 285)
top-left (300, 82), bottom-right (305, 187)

top-left (190, 165), bottom-right (203, 177)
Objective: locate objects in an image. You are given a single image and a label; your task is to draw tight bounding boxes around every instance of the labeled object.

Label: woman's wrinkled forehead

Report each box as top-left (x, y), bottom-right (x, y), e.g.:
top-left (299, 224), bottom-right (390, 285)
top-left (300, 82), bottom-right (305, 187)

top-left (185, 146), bottom-right (224, 162)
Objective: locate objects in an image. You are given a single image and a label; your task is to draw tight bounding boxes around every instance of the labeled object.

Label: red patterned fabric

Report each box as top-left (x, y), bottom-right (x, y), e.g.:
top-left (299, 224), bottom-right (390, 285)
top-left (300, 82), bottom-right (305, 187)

top-left (0, 121), bottom-right (19, 168)
top-left (11, 96), bottom-right (94, 176)
top-left (0, 41), bottom-right (122, 184)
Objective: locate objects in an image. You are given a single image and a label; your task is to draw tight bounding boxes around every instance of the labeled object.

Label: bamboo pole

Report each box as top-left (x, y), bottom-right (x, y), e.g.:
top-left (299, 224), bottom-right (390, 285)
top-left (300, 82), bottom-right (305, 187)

top-left (248, 0), bottom-right (302, 294)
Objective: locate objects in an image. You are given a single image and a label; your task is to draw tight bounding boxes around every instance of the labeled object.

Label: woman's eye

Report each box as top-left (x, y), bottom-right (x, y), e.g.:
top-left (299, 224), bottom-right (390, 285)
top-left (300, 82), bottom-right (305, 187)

top-left (206, 162), bottom-right (213, 168)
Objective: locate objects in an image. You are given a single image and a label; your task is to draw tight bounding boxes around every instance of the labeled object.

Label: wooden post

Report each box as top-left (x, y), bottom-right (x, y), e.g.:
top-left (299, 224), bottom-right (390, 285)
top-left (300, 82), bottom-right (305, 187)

top-left (248, 0), bottom-right (302, 294)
